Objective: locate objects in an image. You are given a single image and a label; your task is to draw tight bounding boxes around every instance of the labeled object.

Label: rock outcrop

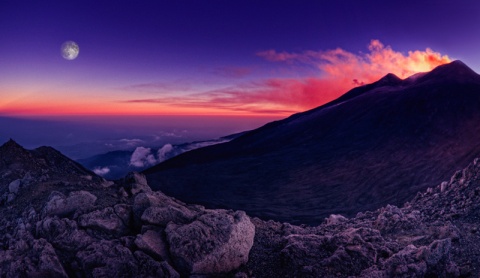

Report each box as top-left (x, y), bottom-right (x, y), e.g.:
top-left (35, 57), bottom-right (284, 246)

top-left (2, 140), bottom-right (480, 277)
top-left (166, 210), bottom-right (255, 274)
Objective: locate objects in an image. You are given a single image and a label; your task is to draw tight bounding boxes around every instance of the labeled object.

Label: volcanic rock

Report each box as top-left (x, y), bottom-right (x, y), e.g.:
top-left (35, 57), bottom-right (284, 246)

top-left (165, 210), bottom-right (255, 274)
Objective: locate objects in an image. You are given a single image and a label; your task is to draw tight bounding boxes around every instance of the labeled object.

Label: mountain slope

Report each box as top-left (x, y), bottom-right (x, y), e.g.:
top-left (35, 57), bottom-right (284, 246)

top-left (4, 140), bottom-right (480, 276)
top-left (0, 139), bottom-right (104, 206)
top-left (144, 60), bottom-right (480, 225)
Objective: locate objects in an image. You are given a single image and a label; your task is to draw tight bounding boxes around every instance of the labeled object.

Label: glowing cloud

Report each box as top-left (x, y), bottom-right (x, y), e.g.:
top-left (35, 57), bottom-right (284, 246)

top-left (257, 40), bottom-right (450, 82)
top-left (124, 40), bottom-right (451, 115)
top-left (130, 147), bottom-right (157, 167)
top-left (157, 144), bottom-right (174, 163)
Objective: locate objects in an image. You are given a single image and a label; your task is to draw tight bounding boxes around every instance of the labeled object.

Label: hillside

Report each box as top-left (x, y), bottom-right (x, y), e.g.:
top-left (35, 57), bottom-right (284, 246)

top-left (1, 140), bottom-right (480, 276)
top-left (144, 61), bottom-right (480, 225)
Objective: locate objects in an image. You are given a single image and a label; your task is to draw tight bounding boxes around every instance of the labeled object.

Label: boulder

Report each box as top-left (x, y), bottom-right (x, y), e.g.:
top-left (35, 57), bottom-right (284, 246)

top-left (0, 238), bottom-right (68, 278)
top-left (134, 230), bottom-right (169, 260)
top-left (374, 205), bottom-right (422, 233)
top-left (134, 251), bottom-right (180, 278)
top-left (166, 210), bottom-right (255, 275)
top-left (325, 214), bottom-right (347, 226)
top-left (76, 240), bottom-right (138, 277)
top-left (141, 206), bottom-right (195, 226)
top-left (7, 193), bottom-right (15, 203)
top-left (114, 204), bottom-right (133, 227)
top-left (124, 172), bottom-right (152, 195)
top-left (133, 193), bottom-right (162, 222)
top-left (33, 239), bottom-right (69, 278)
top-left (281, 227), bottom-right (388, 276)
top-left (36, 217), bottom-right (93, 252)
top-left (78, 207), bottom-right (128, 235)
top-left (42, 191), bottom-right (97, 217)
top-left (8, 179), bottom-right (21, 194)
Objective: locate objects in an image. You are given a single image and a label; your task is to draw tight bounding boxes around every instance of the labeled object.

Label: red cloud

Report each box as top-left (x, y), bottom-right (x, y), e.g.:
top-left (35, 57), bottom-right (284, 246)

top-left (124, 40), bottom-right (451, 115)
top-left (123, 77), bottom-right (354, 114)
top-left (259, 40), bottom-right (451, 83)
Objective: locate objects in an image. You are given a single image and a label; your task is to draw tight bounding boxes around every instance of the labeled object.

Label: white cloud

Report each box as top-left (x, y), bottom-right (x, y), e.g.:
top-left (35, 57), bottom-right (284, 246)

top-left (157, 143), bottom-right (174, 162)
top-left (130, 147), bottom-right (157, 167)
top-left (93, 167), bottom-right (110, 176)
top-left (119, 138), bottom-right (144, 146)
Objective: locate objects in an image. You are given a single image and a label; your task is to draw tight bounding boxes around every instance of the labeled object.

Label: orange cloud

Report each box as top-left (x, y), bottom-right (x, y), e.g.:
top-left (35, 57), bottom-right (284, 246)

top-left (123, 78), bottom-right (339, 113)
top-left (258, 39), bottom-right (451, 82)
top-left (124, 40), bottom-right (451, 115)
top-left (6, 40), bottom-right (450, 117)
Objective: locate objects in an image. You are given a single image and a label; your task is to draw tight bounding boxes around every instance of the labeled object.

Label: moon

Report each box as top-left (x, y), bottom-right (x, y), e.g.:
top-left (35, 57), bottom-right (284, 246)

top-left (61, 41), bottom-right (79, 60)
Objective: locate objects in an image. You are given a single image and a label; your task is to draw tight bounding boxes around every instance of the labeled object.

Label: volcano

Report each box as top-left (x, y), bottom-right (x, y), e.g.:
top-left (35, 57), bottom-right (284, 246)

top-left (144, 60), bottom-right (480, 225)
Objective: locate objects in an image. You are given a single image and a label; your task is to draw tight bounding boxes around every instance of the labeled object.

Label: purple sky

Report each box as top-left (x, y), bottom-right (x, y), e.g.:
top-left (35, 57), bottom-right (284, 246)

top-left (0, 0), bottom-right (478, 153)
top-left (1, 1), bottom-right (478, 114)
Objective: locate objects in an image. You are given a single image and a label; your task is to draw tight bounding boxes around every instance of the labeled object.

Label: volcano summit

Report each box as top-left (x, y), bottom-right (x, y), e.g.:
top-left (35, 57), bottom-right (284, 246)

top-left (145, 60), bottom-right (480, 225)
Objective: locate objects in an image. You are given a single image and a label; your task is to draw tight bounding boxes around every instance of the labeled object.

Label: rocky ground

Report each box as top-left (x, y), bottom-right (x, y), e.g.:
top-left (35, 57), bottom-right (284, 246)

top-left (2, 139), bottom-right (480, 277)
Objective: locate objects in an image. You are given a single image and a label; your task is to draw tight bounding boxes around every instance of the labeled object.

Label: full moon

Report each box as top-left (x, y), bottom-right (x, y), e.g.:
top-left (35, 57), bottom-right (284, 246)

top-left (61, 41), bottom-right (79, 60)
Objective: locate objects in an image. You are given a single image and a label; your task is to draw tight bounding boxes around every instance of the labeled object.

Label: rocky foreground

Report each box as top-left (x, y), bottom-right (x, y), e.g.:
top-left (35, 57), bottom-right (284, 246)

top-left (1, 139), bottom-right (480, 277)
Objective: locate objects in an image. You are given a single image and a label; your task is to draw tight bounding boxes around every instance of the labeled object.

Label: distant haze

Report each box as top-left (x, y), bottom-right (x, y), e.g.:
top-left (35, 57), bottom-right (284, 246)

top-left (0, 115), bottom-right (280, 159)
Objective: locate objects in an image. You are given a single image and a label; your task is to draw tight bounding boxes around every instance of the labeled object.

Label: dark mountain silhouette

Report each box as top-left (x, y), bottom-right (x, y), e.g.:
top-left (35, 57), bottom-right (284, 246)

top-left (0, 139), bottom-right (99, 181)
top-left (144, 60), bottom-right (480, 225)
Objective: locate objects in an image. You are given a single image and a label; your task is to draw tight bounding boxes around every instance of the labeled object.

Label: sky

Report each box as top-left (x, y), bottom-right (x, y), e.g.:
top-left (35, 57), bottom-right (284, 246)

top-left (0, 1), bottom-right (479, 155)
top-left (1, 0), bottom-right (479, 118)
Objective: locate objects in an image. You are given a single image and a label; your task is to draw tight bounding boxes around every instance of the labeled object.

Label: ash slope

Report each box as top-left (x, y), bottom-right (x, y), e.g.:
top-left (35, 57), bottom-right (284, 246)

top-left (145, 60), bottom-right (480, 225)
top-left (2, 140), bottom-right (480, 277)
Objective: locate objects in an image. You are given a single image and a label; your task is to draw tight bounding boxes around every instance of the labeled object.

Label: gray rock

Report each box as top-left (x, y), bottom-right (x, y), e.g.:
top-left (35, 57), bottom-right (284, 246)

top-left (133, 193), bottom-right (162, 222)
top-left (78, 207), bottom-right (128, 235)
top-left (280, 227), bottom-right (388, 276)
top-left (141, 205), bottom-right (196, 226)
top-left (114, 204), bottom-right (132, 227)
top-left (166, 210), bottom-right (255, 275)
top-left (125, 172), bottom-right (152, 195)
top-left (8, 179), bottom-right (21, 194)
top-left (0, 238), bottom-right (68, 278)
top-left (36, 217), bottom-right (94, 252)
top-left (374, 205), bottom-right (422, 233)
top-left (33, 239), bottom-right (69, 278)
top-left (7, 193), bottom-right (15, 203)
top-left (134, 230), bottom-right (169, 260)
top-left (76, 240), bottom-right (139, 277)
top-left (43, 191), bottom-right (97, 217)
top-left (325, 214), bottom-right (347, 225)
top-left (134, 251), bottom-right (180, 278)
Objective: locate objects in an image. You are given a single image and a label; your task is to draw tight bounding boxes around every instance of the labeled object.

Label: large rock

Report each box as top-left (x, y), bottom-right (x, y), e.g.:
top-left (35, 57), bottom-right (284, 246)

top-left (124, 172), bottom-right (152, 195)
top-left (133, 193), bottom-right (162, 217)
top-left (114, 204), bottom-right (133, 227)
top-left (166, 210), bottom-right (255, 275)
top-left (281, 227), bottom-right (390, 276)
top-left (141, 205), bottom-right (195, 226)
top-left (78, 207), bottom-right (129, 235)
top-left (0, 238), bottom-right (68, 278)
top-left (380, 239), bottom-right (458, 277)
top-left (75, 240), bottom-right (138, 277)
top-left (374, 205), bottom-right (422, 234)
top-left (42, 191), bottom-right (97, 217)
top-left (36, 217), bottom-right (94, 252)
top-left (132, 192), bottom-right (193, 227)
top-left (134, 230), bottom-right (169, 261)
top-left (32, 239), bottom-right (69, 278)
top-left (8, 179), bottom-right (21, 194)
top-left (134, 251), bottom-right (180, 278)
